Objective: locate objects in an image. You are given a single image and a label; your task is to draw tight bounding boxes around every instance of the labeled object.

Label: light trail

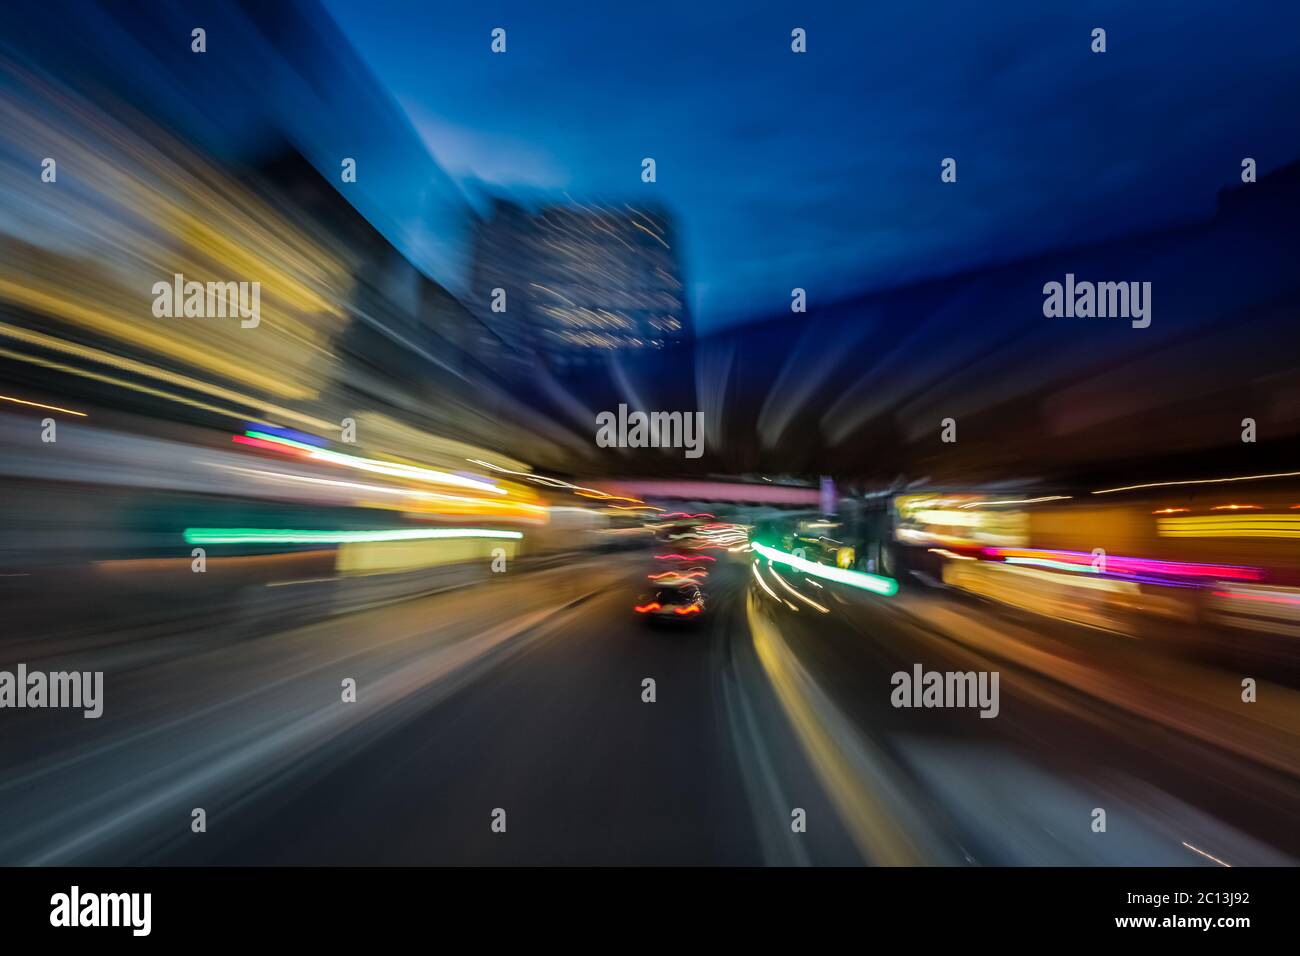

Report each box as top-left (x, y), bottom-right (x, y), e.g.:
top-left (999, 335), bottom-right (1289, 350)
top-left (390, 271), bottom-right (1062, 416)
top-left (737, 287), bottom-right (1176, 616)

top-left (985, 547), bottom-right (1263, 580)
top-left (207, 463), bottom-right (547, 519)
top-left (183, 528), bottom-right (523, 545)
top-left (751, 559), bottom-right (780, 602)
top-left (957, 496), bottom-right (1072, 508)
top-left (929, 548), bottom-right (975, 560)
top-left (0, 393), bottom-right (87, 417)
top-left (1094, 471), bottom-right (1300, 494)
top-left (769, 565), bottom-right (830, 613)
top-left (752, 542), bottom-right (898, 597)
top-left (241, 431), bottom-right (506, 495)
top-left (1157, 514), bottom-right (1300, 538)
top-left (1181, 842), bottom-right (1231, 867)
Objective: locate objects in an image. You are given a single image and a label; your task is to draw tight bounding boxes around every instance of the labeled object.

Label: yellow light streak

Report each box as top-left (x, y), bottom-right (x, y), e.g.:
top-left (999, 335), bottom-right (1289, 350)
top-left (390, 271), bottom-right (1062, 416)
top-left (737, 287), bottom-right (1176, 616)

top-left (0, 393), bottom-right (86, 416)
top-left (1095, 472), bottom-right (1300, 494)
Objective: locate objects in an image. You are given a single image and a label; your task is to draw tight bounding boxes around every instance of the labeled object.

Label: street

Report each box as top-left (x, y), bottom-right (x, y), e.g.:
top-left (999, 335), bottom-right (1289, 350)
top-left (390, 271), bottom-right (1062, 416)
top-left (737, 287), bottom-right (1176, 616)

top-left (2, 548), bottom-right (1294, 867)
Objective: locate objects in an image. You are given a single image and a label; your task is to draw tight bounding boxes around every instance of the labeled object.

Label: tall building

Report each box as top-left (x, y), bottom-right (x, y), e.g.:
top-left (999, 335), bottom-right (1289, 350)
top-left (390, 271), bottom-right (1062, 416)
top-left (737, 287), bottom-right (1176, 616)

top-left (470, 198), bottom-right (692, 370)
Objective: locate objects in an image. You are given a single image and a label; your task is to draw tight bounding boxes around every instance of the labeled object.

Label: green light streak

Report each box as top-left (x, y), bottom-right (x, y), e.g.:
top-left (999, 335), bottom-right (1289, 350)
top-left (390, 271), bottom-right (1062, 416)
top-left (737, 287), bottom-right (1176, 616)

top-left (751, 541), bottom-right (898, 596)
top-left (244, 430), bottom-right (321, 452)
top-left (184, 528), bottom-right (524, 545)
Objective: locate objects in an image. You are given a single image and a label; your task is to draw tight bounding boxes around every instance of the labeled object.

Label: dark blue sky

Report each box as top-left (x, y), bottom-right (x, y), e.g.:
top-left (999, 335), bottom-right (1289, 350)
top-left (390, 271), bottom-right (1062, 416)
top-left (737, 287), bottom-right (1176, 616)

top-left (322, 0), bottom-right (1300, 332)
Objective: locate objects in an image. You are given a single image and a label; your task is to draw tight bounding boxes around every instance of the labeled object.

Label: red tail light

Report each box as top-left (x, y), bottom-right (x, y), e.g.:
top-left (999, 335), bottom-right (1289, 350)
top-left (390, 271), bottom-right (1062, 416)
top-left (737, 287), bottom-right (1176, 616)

top-left (634, 602), bottom-right (662, 613)
top-left (674, 603), bottom-right (702, 616)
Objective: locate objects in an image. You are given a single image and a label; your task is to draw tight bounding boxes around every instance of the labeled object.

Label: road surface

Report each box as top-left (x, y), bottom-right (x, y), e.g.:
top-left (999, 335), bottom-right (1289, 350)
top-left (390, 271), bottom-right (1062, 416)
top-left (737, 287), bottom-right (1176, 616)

top-left (1, 548), bottom-right (1296, 866)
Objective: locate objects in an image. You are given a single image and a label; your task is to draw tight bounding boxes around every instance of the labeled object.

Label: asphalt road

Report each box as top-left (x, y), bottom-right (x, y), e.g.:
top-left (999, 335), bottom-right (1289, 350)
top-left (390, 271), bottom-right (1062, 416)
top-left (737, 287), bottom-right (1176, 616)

top-left (165, 554), bottom-right (778, 865)
top-left (2, 548), bottom-right (1296, 866)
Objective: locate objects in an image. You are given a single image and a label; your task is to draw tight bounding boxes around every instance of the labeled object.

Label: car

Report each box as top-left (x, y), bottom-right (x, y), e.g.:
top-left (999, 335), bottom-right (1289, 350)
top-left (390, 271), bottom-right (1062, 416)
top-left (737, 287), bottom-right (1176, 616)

top-left (634, 583), bottom-right (706, 623)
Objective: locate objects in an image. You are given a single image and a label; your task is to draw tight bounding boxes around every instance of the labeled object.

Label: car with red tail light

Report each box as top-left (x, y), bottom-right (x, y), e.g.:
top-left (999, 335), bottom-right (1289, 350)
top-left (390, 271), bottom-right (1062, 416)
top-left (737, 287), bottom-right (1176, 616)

top-left (634, 583), bottom-right (706, 624)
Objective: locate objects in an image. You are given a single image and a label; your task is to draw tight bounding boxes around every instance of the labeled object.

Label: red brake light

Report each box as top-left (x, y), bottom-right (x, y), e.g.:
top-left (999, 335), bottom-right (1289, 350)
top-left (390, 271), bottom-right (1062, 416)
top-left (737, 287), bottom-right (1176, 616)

top-left (674, 603), bottom-right (702, 616)
top-left (635, 602), bottom-right (662, 613)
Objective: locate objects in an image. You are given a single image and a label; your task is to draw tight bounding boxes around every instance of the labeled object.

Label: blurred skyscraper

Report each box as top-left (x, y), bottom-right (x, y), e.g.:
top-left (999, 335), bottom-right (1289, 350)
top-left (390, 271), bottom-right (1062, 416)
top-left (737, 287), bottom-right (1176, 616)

top-left (0, 0), bottom-right (591, 469)
top-left (470, 198), bottom-right (691, 371)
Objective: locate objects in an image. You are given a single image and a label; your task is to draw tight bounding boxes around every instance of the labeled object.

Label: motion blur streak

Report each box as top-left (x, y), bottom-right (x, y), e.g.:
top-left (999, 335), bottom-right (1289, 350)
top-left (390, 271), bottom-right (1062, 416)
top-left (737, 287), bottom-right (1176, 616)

top-left (1158, 513), bottom-right (1300, 537)
top-left (752, 541), bottom-right (898, 596)
top-left (2, 0), bottom-right (1300, 870)
top-left (985, 547), bottom-right (1264, 581)
top-left (241, 431), bottom-right (508, 495)
top-left (0, 393), bottom-right (86, 416)
top-left (182, 528), bottom-right (524, 545)
top-left (1094, 472), bottom-right (1300, 494)
top-left (769, 565), bottom-right (830, 613)
top-left (746, 593), bottom-right (938, 866)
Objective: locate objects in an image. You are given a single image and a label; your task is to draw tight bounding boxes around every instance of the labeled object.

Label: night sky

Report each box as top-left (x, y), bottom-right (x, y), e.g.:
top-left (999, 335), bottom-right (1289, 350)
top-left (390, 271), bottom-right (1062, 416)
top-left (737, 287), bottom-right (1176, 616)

top-left (323, 0), bottom-right (1300, 332)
